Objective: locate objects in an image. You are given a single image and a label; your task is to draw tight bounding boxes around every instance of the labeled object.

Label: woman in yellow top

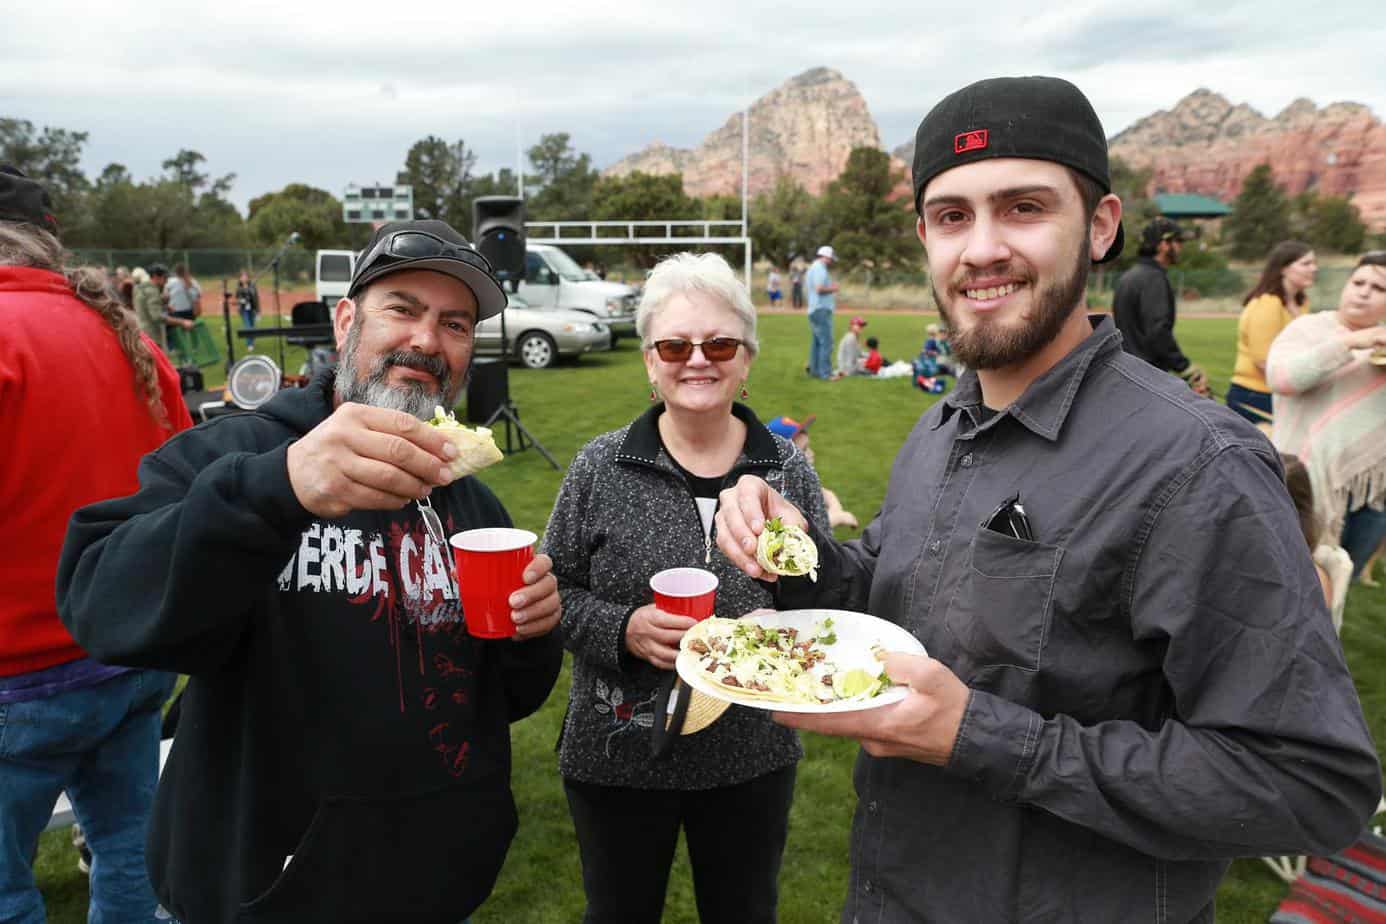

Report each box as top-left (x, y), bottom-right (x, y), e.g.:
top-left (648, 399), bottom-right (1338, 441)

top-left (1226, 240), bottom-right (1317, 423)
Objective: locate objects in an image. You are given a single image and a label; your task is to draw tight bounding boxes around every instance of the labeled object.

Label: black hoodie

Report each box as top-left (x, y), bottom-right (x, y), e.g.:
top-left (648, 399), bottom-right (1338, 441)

top-left (57, 373), bottom-right (562, 924)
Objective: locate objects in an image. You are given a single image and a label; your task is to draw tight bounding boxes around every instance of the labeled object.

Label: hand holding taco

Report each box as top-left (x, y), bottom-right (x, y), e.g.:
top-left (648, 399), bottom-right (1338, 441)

top-left (428, 406), bottom-right (504, 478)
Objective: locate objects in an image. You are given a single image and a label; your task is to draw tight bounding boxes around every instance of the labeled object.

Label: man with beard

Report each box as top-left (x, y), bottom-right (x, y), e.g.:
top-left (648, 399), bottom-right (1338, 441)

top-left (714, 77), bottom-right (1380, 923)
top-left (1113, 216), bottom-right (1210, 395)
top-left (57, 220), bottom-right (564, 924)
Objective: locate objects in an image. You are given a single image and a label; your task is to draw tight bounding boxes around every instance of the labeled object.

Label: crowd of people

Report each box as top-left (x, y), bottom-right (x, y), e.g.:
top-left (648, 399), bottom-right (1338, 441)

top-left (1112, 217), bottom-right (1386, 587)
top-left (3, 71), bottom-right (1385, 924)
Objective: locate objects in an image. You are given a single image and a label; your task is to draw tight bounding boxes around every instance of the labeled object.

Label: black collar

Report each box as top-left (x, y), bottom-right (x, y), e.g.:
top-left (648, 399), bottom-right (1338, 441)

top-left (616, 402), bottom-right (783, 470)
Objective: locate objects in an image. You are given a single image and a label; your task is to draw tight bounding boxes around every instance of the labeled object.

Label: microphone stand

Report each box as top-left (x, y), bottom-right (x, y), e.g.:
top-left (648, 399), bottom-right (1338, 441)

top-left (222, 279), bottom-right (235, 373)
top-left (243, 233), bottom-right (299, 377)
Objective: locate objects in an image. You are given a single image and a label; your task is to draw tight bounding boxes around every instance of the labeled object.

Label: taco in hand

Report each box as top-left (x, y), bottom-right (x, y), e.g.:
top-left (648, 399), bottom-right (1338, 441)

top-left (428, 406), bottom-right (504, 478)
top-left (756, 517), bottom-right (818, 581)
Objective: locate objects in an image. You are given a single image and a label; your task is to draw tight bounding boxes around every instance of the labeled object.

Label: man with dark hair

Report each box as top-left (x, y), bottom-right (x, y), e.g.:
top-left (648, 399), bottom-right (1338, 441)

top-left (715, 77), bottom-right (1380, 923)
top-left (58, 219), bottom-right (563, 924)
top-left (1113, 216), bottom-right (1210, 394)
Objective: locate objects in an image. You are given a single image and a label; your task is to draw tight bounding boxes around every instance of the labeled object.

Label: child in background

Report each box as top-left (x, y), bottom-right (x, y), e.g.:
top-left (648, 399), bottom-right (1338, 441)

top-left (863, 336), bottom-right (885, 375)
top-left (923, 323), bottom-right (958, 375)
top-left (1283, 453), bottom-right (1352, 630)
top-left (765, 415), bottom-right (859, 530)
top-left (766, 268), bottom-right (783, 307)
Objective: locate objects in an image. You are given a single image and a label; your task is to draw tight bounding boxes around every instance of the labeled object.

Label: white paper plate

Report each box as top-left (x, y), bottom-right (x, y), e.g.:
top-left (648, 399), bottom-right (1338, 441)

top-left (675, 609), bottom-right (926, 714)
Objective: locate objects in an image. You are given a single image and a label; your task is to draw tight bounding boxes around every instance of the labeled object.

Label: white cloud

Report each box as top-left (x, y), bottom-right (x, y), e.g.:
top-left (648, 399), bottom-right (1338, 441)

top-left (3, 0), bottom-right (1383, 210)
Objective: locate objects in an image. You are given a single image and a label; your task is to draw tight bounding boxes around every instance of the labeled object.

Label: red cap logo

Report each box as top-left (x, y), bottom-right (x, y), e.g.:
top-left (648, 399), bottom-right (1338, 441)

top-left (954, 130), bottom-right (989, 155)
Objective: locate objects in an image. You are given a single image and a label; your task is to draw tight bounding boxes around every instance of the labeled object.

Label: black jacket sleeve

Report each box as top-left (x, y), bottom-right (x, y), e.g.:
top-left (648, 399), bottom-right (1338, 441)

top-left (1116, 265), bottom-right (1189, 373)
top-left (57, 423), bottom-right (314, 675)
top-left (495, 634), bottom-right (563, 723)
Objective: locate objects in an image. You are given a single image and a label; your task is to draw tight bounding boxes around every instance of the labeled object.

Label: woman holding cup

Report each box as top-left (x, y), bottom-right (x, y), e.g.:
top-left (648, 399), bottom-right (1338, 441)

top-left (1267, 251), bottom-right (1386, 579)
top-left (542, 252), bottom-right (828, 924)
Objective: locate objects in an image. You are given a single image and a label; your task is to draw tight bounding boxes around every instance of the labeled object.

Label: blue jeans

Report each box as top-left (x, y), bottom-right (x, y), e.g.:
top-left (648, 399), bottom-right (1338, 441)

top-left (239, 308), bottom-right (257, 348)
top-left (0, 669), bottom-right (175, 924)
top-left (1225, 383), bottom-right (1273, 425)
top-left (807, 311), bottom-right (833, 379)
top-left (1342, 505), bottom-right (1386, 581)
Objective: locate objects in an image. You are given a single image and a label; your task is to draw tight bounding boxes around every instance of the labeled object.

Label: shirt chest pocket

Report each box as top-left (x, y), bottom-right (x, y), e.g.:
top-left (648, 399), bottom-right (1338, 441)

top-left (944, 527), bottom-right (1064, 679)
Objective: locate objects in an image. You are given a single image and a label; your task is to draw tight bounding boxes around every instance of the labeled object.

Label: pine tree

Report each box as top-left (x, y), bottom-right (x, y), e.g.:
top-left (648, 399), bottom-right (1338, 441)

top-left (1224, 164), bottom-right (1291, 260)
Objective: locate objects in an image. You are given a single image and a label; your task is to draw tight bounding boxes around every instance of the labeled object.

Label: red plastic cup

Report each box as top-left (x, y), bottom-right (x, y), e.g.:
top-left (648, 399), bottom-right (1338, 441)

top-left (450, 528), bottom-right (537, 639)
top-left (650, 567), bottom-right (719, 621)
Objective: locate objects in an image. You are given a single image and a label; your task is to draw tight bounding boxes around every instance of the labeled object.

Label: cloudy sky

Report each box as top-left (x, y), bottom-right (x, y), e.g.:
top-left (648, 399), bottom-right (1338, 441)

top-left (4, 0), bottom-right (1383, 211)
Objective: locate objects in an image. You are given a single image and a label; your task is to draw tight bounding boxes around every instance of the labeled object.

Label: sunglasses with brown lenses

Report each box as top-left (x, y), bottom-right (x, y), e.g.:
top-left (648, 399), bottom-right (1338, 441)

top-left (651, 337), bottom-right (743, 362)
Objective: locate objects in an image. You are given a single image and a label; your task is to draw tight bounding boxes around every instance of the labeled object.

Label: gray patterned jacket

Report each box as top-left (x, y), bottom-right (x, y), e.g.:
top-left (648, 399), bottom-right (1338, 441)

top-left (542, 402), bottom-right (830, 789)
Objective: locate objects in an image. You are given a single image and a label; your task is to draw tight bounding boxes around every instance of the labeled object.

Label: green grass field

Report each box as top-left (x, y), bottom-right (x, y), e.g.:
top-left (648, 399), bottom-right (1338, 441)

top-left (31, 312), bottom-right (1386, 922)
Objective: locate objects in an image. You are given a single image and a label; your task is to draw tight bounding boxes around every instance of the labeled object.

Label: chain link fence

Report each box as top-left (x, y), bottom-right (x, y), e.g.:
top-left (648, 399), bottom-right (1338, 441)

top-left (70, 248), bottom-right (319, 287)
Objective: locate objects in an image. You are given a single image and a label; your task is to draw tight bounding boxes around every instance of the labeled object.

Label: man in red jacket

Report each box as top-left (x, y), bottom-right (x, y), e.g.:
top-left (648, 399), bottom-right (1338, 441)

top-left (0, 166), bottom-right (193, 923)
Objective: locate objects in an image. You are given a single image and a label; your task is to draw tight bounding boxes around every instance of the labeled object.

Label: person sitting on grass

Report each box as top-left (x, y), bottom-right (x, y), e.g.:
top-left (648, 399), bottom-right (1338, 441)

top-left (766, 414), bottom-right (860, 530)
top-left (862, 336), bottom-right (886, 375)
top-left (833, 315), bottom-right (868, 378)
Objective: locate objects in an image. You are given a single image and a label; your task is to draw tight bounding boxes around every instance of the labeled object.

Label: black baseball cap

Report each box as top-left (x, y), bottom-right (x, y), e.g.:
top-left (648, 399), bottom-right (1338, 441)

top-left (0, 166), bottom-right (60, 237)
top-left (348, 219), bottom-right (507, 321)
top-left (910, 76), bottom-right (1124, 263)
top-left (148, 263), bottom-right (169, 277)
top-left (1140, 217), bottom-right (1191, 250)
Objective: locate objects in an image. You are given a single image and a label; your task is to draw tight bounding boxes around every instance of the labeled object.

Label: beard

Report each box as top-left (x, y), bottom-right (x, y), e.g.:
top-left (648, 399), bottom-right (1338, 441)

top-left (932, 238), bottom-right (1091, 371)
top-left (333, 314), bottom-right (465, 419)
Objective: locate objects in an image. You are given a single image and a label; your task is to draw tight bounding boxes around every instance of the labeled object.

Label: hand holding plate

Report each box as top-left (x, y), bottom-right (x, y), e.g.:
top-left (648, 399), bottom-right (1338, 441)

top-left (774, 652), bottom-right (970, 766)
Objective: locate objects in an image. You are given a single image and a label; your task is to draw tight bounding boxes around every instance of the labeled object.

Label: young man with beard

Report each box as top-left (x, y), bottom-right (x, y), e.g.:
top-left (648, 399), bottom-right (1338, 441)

top-left (714, 77), bottom-right (1380, 923)
top-left (57, 220), bottom-right (563, 924)
top-left (1113, 216), bottom-right (1211, 395)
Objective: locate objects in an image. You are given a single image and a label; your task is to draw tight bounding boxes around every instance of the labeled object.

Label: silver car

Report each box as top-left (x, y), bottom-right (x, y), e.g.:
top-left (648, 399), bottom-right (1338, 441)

top-left (473, 294), bottom-right (613, 369)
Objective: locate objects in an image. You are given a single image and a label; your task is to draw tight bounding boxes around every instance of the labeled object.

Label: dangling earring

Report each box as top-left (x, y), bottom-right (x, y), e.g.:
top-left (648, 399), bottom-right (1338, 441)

top-left (740, 381), bottom-right (749, 400)
top-left (649, 383), bottom-right (658, 402)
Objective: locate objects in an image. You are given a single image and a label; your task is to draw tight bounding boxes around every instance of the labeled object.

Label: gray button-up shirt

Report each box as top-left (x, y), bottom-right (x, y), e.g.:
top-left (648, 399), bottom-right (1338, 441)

top-left (780, 317), bottom-right (1381, 923)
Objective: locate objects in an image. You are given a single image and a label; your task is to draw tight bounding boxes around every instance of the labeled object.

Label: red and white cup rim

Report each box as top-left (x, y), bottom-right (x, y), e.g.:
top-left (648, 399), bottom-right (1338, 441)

top-left (449, 527), bottom-right (537, 553)
top-left (649, 567), bottom-right (719, 598)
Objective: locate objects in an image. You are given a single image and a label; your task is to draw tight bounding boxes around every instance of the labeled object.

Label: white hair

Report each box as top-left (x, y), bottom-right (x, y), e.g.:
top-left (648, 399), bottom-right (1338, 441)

top-left (130, 266), bottom-right (150, 284)
top-left (636, 252), bottom-right (758, 357)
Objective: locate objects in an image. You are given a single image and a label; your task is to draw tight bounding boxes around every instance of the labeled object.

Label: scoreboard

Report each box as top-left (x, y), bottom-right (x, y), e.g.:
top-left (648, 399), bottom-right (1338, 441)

top-left (343, 184), bottom-right (414, 223)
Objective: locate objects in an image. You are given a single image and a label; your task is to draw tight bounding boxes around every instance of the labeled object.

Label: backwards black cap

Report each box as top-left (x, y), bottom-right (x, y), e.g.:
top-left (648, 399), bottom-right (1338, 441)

top-left (0, 166), bottom-right (60, 237)
top-left (911, 76), bottom-right (1124, 263)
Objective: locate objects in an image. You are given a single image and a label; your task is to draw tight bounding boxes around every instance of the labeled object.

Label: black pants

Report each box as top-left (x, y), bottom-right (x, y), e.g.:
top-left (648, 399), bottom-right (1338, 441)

top-left (563, 766), bottom-right (796, 924)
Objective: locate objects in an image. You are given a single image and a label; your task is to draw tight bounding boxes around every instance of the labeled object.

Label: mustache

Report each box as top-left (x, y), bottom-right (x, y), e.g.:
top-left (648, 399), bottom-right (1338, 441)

top-left (951, 264), bottom-right (1028, 289)
top-left (377, 350), bottom-right (447, 383)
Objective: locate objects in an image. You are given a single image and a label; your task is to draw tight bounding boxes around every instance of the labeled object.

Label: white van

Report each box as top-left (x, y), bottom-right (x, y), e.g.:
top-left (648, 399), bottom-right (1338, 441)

top-left (316, 250), bottom-right (355, 308)
top-left (518, 243), bottom-right (638, 340)
top-left (316, 242), bottom-right (638, 340)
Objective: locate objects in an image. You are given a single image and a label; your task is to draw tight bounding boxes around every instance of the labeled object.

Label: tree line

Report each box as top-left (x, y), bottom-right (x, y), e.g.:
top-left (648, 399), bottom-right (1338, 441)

top-left (2, 116), bottom-right (1377, 277)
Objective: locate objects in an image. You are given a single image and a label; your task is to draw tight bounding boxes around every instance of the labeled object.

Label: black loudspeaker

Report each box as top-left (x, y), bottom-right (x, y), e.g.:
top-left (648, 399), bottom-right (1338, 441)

top-left (473, 196), bottom-right (526, 285)
top-left (466, 358), bottom-right (510, 424)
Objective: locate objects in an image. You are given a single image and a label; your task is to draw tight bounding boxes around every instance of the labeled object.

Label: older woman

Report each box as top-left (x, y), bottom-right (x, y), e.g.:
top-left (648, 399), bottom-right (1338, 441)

top-left (1268, 252), bottom-right (1386, 579)
top-left (1227, 241), bottom-right (1318, 423)
top-left (543, 252), bottom-right (828, 924)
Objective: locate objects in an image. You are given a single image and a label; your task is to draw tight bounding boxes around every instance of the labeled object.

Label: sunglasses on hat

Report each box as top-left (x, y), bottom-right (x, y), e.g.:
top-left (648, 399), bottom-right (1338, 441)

top-left (359, 229), bottom-right (493, 274)
top-left (651, 337), bottom-right (743, 362)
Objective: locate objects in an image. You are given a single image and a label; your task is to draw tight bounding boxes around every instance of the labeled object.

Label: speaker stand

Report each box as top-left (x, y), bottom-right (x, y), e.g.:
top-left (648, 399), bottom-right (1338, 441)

top-left (483, 400), bottom-right (560, 470)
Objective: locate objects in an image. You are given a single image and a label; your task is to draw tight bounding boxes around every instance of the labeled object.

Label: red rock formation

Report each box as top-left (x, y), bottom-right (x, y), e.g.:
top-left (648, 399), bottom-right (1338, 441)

top-left (604, 67), bottom-right (886, 198)
top-left (1110, 89), bottom-right (1386, 231)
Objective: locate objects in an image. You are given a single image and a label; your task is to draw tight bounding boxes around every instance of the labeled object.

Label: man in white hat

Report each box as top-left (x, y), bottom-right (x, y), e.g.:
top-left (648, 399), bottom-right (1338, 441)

top-left (804, 244), bottom-right (839, 379)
